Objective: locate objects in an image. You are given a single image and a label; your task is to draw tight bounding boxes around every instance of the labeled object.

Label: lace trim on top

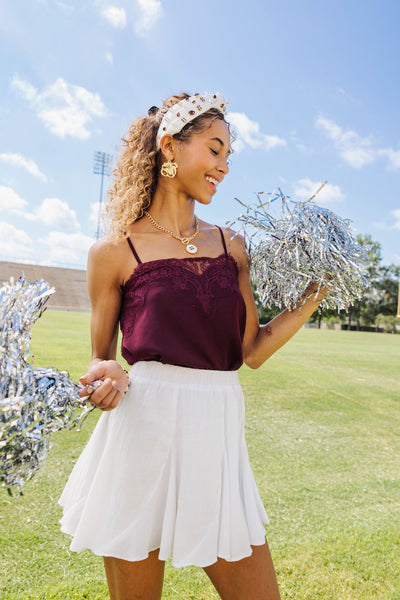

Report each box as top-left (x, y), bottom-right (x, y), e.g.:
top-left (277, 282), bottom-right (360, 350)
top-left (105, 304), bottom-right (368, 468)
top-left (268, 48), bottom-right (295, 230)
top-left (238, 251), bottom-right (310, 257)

top-left (122, 253), bottom-right (240, 317)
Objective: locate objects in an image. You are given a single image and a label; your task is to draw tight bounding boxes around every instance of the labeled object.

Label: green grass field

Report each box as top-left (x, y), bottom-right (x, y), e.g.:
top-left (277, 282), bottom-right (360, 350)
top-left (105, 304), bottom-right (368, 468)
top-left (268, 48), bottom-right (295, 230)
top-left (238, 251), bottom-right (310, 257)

top-left (1, 310), bottom-right (399, 599)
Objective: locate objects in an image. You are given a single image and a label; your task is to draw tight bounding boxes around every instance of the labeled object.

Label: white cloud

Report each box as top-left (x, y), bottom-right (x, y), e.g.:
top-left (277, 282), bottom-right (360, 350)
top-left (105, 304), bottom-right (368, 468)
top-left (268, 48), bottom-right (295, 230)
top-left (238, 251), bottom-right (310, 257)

top-left (316, 115), bottom-right (376, 168)
top-left (54, 0), bottom-right (74, 10)
top-left (0, 188), bottom-right (80, 231)
top-left (90, 202), bottom-right (99, 228)
top-left (293, 178), bottom-right (345, 205)
top-left (101, 6), bottom-right (126, 28)
top-left (0, 222), bottom-right (33, 259)
top-left (290, 131), bottom-right (309, 153)
top-left (378, 148), bottom-right (400, 171)
top-left (33, 198), bottom-right (79, 231)
top-left (316, 115), bottom-right (400, 170)
top-left (391, 209), bottom-right (400, 230)
top-left (0, 186), bottom-right (28, 215)
top-left (105, 51), bottom-right (113, 64)
top-left (39, 231), bottom-right (94, 264)
top-left (36, 0), bottom-right (74, 10)
top-left (335, 87), bottom-right (361, 107)
top-left (228, 112), bottom-right (286, 153)
top-left (89, 200), bottom-right (106, 231)
top-left (134, 0), bottom-right (162, 35)
top-left (0, 153), bottom-right (47, 181)
top-left (11, 75), bottom-right (108, 140)
top-left (0, 187), bottom-right (80, 231)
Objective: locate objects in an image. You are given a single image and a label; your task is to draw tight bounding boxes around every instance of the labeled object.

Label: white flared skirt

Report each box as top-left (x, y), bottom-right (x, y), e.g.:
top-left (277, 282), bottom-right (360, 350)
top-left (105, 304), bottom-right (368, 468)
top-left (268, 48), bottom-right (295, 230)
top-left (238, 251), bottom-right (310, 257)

top-left (59, 361), bottom-right (269, 568)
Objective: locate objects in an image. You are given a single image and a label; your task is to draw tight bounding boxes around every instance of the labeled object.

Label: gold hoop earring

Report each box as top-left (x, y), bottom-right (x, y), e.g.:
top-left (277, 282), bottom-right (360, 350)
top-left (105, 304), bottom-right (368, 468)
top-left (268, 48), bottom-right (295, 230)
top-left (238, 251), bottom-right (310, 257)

top-left (161, 159), bottom-right (178, 178)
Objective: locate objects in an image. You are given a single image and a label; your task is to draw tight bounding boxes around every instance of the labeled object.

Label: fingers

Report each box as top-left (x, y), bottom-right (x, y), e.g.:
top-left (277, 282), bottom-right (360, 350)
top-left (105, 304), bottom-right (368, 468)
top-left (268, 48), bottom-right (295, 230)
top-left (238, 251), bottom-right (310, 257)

top-left (78, 378), bottom-right (102, 399)
top-left (78, 361), bottom-right (130, 411)
top-left (87, 378), bottom-right (123, 411)
top-left (79, 361), bottom-right (108, 387)
top-left (80, 361), bottom-right (129, 390)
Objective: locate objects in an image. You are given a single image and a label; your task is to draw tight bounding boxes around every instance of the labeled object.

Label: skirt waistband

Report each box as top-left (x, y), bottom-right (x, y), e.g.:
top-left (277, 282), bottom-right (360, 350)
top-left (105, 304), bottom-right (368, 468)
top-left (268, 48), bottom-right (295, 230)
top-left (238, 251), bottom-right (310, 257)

top-left (129, 361), bottom-right (240, 388)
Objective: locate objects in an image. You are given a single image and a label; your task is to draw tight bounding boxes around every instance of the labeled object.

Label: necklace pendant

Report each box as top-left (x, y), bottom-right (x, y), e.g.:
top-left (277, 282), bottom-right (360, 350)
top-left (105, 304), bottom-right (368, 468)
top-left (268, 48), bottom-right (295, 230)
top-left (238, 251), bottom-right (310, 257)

top-left (186, 243), bottom-right (198, 254)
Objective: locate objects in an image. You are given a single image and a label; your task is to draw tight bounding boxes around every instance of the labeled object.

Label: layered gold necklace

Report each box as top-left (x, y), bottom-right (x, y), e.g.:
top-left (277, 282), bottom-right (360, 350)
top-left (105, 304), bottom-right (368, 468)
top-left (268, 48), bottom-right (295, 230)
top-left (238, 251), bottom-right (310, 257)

top-left (144, 211), bottom-right (200, 254)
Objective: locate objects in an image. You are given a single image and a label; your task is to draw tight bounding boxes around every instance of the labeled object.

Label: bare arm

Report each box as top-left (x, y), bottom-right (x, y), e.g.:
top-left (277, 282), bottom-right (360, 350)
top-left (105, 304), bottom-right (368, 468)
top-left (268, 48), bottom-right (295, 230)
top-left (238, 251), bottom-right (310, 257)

top-left (228, 232), bottom-right (327, 369)
top-left (78, 240), bottom-right (130, 411)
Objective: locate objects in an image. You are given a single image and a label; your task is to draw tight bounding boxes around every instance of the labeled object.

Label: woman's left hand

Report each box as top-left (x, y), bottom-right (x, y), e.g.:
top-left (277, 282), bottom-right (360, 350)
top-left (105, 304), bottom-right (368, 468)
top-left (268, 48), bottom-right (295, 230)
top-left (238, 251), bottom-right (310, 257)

top-left (79, 360), bottom-right (130, 411)
top-left (301, 282), bottom-right (329, 305)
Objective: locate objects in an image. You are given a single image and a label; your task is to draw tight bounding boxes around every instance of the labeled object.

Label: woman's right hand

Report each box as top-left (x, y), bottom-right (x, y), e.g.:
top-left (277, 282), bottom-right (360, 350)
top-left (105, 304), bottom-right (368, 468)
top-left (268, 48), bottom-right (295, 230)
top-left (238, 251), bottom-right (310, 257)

top-left (79, 360), bottom-right (130, 411)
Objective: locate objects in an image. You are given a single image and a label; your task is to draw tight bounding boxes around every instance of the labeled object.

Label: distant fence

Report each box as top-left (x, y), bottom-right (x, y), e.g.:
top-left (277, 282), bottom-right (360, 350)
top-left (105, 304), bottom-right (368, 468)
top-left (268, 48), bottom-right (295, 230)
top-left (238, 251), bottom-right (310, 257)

top-left (340, 324), bottom-right (382, 332)
top-left (0, 261), bottom-right (90, 311)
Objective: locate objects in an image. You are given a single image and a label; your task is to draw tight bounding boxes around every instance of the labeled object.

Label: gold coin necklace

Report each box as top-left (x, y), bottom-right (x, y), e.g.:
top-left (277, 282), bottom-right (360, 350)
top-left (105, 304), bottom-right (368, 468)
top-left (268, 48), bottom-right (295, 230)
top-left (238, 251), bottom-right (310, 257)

top-left (144, 211), bottom-right (200, 254)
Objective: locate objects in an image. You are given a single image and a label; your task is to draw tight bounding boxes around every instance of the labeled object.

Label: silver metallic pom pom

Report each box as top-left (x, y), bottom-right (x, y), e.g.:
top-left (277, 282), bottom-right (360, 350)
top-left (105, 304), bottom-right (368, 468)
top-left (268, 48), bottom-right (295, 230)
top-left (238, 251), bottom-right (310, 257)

top-left (228, 186), bottom-right (369, 311)
top-left (0, 277), bottom-right (93, 495)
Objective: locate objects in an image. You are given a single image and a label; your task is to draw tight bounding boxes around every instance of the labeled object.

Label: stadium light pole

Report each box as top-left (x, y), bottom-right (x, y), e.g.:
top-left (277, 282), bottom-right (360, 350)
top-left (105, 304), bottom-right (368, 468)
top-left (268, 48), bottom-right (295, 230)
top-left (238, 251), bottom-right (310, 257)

top-left (93, 151), bottom-right (113, 240)
top-left (397, 277), bottom-right (400, 317)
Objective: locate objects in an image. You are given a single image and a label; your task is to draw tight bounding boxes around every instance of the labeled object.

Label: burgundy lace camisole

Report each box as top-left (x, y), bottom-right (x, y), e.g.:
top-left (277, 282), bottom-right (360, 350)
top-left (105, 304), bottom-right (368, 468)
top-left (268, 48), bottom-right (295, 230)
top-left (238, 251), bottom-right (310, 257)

top-left (119, 226), bottom-right (246, 371)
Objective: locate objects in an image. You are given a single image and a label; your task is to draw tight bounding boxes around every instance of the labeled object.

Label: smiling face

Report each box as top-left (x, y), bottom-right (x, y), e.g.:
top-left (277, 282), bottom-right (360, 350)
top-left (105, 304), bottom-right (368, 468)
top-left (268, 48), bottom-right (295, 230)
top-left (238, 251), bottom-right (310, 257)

top-left (163, 118), bottom-right (231, 205)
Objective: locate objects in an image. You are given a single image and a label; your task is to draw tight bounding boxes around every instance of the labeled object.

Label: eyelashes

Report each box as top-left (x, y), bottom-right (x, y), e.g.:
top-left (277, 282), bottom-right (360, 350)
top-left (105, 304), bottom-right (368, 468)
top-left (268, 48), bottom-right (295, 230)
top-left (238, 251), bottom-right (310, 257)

top-left (210, 147), bottom-right (231, 166)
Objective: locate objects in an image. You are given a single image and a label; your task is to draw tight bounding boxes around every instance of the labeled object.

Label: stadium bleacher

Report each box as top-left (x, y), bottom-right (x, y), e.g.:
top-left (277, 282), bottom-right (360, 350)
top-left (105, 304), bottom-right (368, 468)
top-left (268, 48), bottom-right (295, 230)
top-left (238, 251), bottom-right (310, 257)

top-left (0, 261), bottom-right (90, 311)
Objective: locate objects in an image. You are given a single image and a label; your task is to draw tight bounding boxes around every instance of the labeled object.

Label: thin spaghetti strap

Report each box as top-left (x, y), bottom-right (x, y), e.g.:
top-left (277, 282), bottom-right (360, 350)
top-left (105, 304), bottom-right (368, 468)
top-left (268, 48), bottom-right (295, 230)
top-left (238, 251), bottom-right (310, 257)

top-left (126, 237), bottom-right (142, 264)
top-left (216, 226), bottom-right (228, 255)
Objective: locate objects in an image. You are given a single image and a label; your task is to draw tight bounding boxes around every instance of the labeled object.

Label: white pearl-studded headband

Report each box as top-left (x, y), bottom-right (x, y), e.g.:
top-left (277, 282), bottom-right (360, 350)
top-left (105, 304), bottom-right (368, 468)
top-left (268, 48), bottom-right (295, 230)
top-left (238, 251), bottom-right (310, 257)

top-left (155, 92), bottom-right (228, 150)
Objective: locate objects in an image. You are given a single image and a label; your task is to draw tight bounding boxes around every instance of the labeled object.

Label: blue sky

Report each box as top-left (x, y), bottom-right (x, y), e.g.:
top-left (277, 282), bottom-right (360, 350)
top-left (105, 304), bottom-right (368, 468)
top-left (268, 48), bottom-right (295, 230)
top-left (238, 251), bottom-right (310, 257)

top-left (1, 0), bottom-right (399, 268)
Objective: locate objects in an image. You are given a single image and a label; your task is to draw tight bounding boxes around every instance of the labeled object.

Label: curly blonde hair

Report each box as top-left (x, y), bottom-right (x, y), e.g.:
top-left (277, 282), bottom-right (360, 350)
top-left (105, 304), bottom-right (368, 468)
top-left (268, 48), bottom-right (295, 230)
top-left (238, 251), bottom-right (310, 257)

top-left (104, 93), bottom-right (230, 238)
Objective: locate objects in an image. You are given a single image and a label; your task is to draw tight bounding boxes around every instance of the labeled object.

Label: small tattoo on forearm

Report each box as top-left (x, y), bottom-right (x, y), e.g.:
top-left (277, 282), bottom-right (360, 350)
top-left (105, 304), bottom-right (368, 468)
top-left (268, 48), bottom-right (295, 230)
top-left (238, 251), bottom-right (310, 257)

top-left (264, 325), bottom-right (272, 337)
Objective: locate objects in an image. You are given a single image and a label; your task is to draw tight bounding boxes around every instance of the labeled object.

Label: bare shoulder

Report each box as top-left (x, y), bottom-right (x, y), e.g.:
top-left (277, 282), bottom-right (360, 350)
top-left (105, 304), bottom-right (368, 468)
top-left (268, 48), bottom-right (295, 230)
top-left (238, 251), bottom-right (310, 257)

top-left (220, 226), bottom-right (249, 272)
top-left (198, 220), bottom-right (248, 264)
top-left (87, 235), bottom-right (128, 287)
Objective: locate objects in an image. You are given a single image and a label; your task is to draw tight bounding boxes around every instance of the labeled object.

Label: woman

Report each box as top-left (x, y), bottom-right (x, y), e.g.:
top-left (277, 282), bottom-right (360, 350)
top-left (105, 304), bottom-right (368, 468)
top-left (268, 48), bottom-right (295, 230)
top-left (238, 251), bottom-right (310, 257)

top-left (59, 92), bottom-right (326, 600)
